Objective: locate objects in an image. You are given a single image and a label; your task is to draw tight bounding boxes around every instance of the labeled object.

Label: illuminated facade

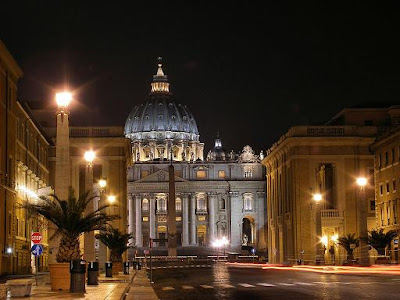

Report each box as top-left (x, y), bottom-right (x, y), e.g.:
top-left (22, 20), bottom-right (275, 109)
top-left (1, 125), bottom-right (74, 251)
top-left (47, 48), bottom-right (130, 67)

top-left (370, 111), bottom-right (400, 262)
top-left (125, 63), bottom-right (267, 255)
top-left (262, 107), bottom-right (400, 265)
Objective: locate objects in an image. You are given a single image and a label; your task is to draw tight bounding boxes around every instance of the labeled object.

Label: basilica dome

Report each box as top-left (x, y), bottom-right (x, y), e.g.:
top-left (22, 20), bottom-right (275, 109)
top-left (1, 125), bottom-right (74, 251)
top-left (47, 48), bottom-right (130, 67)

top-left (124, 62), bottom-right (199, 142)
top-left (125, 59), bottom-right (204, 162)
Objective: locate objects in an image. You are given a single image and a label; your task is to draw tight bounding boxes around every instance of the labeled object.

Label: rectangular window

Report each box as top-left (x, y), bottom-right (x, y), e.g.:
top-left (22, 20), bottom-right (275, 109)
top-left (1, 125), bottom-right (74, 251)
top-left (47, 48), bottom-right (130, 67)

top-left (369, 168), bottom-right (375, 186)
top-left (142, 216), bottom-right (149, 222)
top-left (380, 184), bottom-right (383, 196)
top-left (385, 151), bottom-right (389, 165)
top-left (198, 216), bottom-right (206, 221)
top-left (392, 148), bottom-right (396, 163)
top-left (394, 201), bottom-right (397, 224)
top-left (386, 182), bottom-right (390, 193)
top-left (244, 170), bottom-right (252, 178)
top-left (370, 200), bottom-right (376, 211)
top-left (393, 180), bottom-right (397, 192)
top-left (175, 217), bottom-right (182, 222)
top-left (218, 170), bottom-right (226, 178)
top-left (196, 170), bottom-right (206, 179)
top-left (379, 153), bottom-right (382, 168)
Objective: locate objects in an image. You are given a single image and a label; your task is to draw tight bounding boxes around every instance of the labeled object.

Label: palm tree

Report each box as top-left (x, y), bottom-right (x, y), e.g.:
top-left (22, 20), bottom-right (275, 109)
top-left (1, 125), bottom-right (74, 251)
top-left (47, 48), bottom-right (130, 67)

top-left (24, 187), bottom-right (119, 262)
top-left (338, 233), bottom-right (359, 261)
top-left (361, 229), bottom-right (397, 256)
top-left (96, 227), bottom-right (133, 262)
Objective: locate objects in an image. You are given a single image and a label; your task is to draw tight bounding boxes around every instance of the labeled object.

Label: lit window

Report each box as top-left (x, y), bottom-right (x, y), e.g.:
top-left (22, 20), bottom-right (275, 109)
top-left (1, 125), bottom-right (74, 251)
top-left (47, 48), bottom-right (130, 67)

top-left (142, 216), bottom-right (149, 222)
top-left (196, 170), bottom-right (207, 178)
top-left (176, 198), bottom-right (182, 211)
top-left (218, 170), bottom-right (226, 178)
top-left (198, 216), bottom-right (206, 221)
top-left (197, 196), bottom-right (207, 211)
top-left (243, 193), bottom-right (253, 211)
top-left (244, 167), bottom-right (253, 178)
top-left (176, 217), bottom-right (182, 222)
top-left (157, 197), bottom-right (167, 212)
top-left (142, 199), bottom-right (149, 211)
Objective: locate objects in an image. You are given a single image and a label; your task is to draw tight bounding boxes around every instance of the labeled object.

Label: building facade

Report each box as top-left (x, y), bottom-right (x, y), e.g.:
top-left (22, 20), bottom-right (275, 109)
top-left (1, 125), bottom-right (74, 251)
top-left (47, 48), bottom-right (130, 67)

top-left (370, 108), bottom-right (400, 262)
top-left (261, 108), bottom-right (396, 265)
top-left (125, 63), bottom-right (267, 255)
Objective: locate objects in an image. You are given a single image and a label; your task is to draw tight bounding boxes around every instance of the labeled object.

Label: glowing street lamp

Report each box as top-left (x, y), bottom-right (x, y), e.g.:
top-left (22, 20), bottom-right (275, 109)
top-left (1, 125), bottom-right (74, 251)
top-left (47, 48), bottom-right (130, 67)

top-left (313, 193), bottom-right (324, 265)
top-left (55, 91), bottom-right (72, 108)
top-left (356, 177), bottom-right (368, 188)
top-left (99, 178), bottom-right (107, 189)
top-left (107, 195), bottom-right (116, 204)
top-left (356, 176), bottom-right (369, 266)
top-left (84, 150), bottom-right (96, 165)
top-left (212, 236), bottom-right (229, 260)
top-left (313, 193), bottom-right (322, 202)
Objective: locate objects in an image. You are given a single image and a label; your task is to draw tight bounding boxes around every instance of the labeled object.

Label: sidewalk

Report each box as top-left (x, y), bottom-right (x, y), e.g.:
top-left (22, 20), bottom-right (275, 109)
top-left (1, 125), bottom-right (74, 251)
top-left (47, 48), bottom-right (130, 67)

top-left (5, 270), bottom-right (135, 300)
top-left (124, 269), bottom-right (158, 300)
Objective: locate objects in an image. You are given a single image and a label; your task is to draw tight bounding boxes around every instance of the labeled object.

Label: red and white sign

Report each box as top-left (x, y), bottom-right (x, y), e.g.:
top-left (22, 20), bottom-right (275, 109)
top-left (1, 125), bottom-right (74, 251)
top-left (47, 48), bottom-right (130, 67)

top-left (31, 232), bottom-right (42, 244)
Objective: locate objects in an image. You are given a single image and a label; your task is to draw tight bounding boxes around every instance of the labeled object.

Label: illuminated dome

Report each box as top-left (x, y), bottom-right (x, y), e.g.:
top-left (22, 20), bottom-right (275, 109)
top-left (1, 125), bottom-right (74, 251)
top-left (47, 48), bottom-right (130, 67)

top-left (125, 59), bottom-right (204, 162)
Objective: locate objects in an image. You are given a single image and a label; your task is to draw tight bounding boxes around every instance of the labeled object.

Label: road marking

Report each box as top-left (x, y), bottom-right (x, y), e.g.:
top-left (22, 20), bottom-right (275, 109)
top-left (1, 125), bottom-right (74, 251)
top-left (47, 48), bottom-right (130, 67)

top-left (182, 285), bottom-right (194, 289)
top-left (200, 285), bottom-right (214, 289)
top-left (295, 282), bottom-right (315, 286)
top-left (162, 286), bottom-right (175, 291)
top-left (239, 283), bottom-right (255, 288)
top-left (279, 283), bottom-right (295, 286)
top-left (219, 283), bottom-right (235, 288)
top-left (257, 283), bottom-right (276, 287)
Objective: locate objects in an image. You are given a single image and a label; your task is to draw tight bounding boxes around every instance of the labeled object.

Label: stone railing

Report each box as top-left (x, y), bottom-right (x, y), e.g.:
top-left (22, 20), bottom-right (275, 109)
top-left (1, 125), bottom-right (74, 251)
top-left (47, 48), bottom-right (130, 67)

top-left (70, 127), bottom-right (124, 137)
top-left (320, 209), bottom-right (343, 218)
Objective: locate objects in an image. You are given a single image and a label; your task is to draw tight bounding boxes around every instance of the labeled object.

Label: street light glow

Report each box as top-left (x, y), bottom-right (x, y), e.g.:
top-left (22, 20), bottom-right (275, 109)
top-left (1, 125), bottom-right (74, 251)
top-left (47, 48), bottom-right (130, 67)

top-left (212, 236), bottom-right (229, 248)
top-left (331, 235), bottom-right (338, 243)
top-left (108, 195), bottom-right (116, 203)
top-left (55, 91), bottom-right (72, 108)
top-left (320, 236), bottom-right (328, 246)
top-left (84, 150), bottom-right (96, 163)
top-left (356, 177), bottom-right (367, 187)
top-left (99, 178), bottom-right (107, 188)
top-left (313, 193), bottom-right (322, 202)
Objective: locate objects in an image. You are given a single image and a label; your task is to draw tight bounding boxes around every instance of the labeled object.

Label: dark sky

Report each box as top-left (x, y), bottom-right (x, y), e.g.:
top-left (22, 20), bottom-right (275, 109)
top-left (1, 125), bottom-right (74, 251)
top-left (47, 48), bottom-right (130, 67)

top-left (1, 1), bottom-right (399, 153)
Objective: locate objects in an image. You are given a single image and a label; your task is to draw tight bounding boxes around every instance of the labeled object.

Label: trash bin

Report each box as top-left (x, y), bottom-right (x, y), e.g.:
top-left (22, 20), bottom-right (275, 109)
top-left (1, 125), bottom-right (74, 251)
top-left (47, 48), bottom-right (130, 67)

top-left (87, 262), bottom-right (99, 285)
top-left (105, 262), bottom-right (113, 277)
top-left (123, 262), bottom-right (130, 275)
top-left (70, 260), bottom-right (86, 293)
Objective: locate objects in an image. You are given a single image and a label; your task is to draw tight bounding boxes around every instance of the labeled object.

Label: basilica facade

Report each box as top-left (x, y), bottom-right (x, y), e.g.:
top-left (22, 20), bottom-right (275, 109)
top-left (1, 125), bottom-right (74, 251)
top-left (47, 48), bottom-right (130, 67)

top-left (125, 62), bottom-right (267, 255)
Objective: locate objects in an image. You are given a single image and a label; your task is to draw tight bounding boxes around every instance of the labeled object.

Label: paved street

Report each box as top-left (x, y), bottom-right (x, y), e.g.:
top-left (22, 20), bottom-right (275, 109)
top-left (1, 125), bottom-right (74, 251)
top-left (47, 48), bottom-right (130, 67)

top-left (149, 263), bottom-right (400, 300)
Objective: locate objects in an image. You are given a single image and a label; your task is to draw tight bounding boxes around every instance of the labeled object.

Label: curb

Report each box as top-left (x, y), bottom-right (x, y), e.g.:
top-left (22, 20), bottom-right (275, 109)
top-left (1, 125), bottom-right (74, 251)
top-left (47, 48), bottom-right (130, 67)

top-left (120, 270), bottom-right (137, 300)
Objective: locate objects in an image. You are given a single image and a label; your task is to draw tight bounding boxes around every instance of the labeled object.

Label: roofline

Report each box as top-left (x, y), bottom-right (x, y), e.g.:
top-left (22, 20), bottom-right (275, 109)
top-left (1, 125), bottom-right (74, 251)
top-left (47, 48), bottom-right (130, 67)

top-left (0, 40), bottom-right (23, 78)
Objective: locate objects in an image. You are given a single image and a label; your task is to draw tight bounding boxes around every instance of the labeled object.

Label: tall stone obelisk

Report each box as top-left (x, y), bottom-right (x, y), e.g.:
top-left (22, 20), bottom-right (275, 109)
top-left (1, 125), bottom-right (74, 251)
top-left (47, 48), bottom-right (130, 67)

top-left (167, 152), bottom-right (177, 257)
top-left (51, 92), bottom-right (72, 263)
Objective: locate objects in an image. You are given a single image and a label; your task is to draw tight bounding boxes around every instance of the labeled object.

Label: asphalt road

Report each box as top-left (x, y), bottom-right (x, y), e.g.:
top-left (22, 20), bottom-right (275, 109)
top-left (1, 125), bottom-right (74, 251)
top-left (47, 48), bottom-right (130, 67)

top-left (149, 263), bottom-right (400, 300)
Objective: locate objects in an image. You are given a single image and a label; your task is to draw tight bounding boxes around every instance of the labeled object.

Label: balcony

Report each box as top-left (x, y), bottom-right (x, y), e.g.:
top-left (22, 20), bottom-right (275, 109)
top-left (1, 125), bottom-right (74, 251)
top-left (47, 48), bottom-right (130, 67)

top-left (195, 208), bottom-right (208, 215)
top-left (320, 209), bottom-right (344, 226)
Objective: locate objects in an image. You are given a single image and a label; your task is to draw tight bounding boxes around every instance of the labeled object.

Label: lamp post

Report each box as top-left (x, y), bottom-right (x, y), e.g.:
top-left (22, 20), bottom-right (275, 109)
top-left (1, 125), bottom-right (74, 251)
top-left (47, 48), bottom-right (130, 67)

top-left (98, 178), bottom-right (107, 271)
top-left (356, 177), bottom-right (369, 266)
top-left (51, 91), bottom-right (72, 264)
top-left (212, 237), bottom-right (229, 261)
top-left (83, 150), bottom-right (96, 262)
top-left (313, 193), bottom-right (325, 265)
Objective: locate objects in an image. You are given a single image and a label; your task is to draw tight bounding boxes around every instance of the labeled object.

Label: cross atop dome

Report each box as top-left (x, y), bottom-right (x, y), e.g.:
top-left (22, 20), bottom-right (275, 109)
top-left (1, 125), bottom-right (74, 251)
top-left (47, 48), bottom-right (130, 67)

top-left (151, 57), bottom-right (170, 93)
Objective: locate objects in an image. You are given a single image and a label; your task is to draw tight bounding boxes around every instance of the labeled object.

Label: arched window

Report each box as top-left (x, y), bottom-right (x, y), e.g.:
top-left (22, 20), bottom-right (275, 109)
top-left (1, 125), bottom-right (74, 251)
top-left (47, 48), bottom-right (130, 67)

top-left (157, 197), bottom-right (167, 212)
top-left (243, 193), bottom-right (253, 211)
top-left (142, 199), bottom-right (149, 211)
top-left (176, 198), bottom-right (182, 211)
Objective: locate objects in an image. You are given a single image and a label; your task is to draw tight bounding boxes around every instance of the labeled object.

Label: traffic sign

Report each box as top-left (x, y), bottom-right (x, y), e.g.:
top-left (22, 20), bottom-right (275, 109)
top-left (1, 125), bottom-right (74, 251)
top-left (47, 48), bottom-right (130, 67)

top-left (31, 232), bottom-right (42, 244)
top-left (31, 244), bottom-right (43, 256)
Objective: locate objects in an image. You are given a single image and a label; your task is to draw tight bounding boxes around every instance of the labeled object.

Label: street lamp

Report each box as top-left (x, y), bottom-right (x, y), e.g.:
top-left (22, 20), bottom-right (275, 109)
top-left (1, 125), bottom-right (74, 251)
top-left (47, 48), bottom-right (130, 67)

top-left (356, 177), bottom-right (369, 266)
top-left (83, 150), bottom-right (96, 263)
top-left (84, 150), bottom-right (96, 166)
top-left (55, 91), bottom-right (72, 110)
top-left (212, 236), bottom-right (229, 261)
top-left (107, 195), bottom-right (116, 204)
top-left (313, 193), bottom-right (324, 265)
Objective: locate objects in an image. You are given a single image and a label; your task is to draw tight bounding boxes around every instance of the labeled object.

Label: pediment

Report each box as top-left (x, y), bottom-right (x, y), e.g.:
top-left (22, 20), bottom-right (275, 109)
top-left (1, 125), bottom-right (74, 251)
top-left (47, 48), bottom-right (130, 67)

top-left (135, 169), bottom-right (187, 183)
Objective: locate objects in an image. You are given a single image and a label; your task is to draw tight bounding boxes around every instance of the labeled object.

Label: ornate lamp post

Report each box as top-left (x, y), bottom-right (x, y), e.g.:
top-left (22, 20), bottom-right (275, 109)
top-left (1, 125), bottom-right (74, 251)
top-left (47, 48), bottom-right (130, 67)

top-left (313, 193), bottom-right (325, 265)
top-left (356, 177), bottom-right (369, 266)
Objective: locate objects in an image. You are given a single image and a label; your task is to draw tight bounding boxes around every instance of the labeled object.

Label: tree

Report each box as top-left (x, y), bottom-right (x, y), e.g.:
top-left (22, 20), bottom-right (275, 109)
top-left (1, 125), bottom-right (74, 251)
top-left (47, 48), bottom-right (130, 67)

top-left (24, 187), bottom-right (119, 263)
top-left (361, 229), bottom-right (397, 256)
top-left (96, 227), bottom-right (133, 262)
top-left (338, 233), bottom-right (359, 261)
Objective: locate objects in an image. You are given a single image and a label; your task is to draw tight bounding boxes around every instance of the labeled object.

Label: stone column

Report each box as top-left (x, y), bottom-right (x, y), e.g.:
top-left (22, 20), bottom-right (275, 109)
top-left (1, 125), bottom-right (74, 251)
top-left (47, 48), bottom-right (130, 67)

top-left (208, 193), bottom-right (217, 243)
top-left (230, 191), bottom-right (242, 250)
top-left (135, 194), bottom-right (143, 247)
top-left (84, 164), bottom-right (95, 262)
top-left (149, 195), bottom-right (156, 239)
top-left (51, 110), bottom-right (71, 263)
top-left (182, 193), bottom-right (189, 246)
top-left (190, 193), bottom-right (197, 245)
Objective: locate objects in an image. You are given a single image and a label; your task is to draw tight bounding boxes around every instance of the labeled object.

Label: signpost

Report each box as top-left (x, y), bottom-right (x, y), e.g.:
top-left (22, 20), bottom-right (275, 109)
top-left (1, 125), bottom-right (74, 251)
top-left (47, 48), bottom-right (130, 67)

top-left (31, 232), bottom-right (43, 286)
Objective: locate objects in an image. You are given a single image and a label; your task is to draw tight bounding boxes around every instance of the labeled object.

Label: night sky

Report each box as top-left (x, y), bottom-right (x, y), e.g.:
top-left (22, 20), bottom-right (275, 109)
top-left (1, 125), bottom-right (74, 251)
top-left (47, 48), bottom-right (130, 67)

top-left (1, 2), bottom-right (399, 154)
